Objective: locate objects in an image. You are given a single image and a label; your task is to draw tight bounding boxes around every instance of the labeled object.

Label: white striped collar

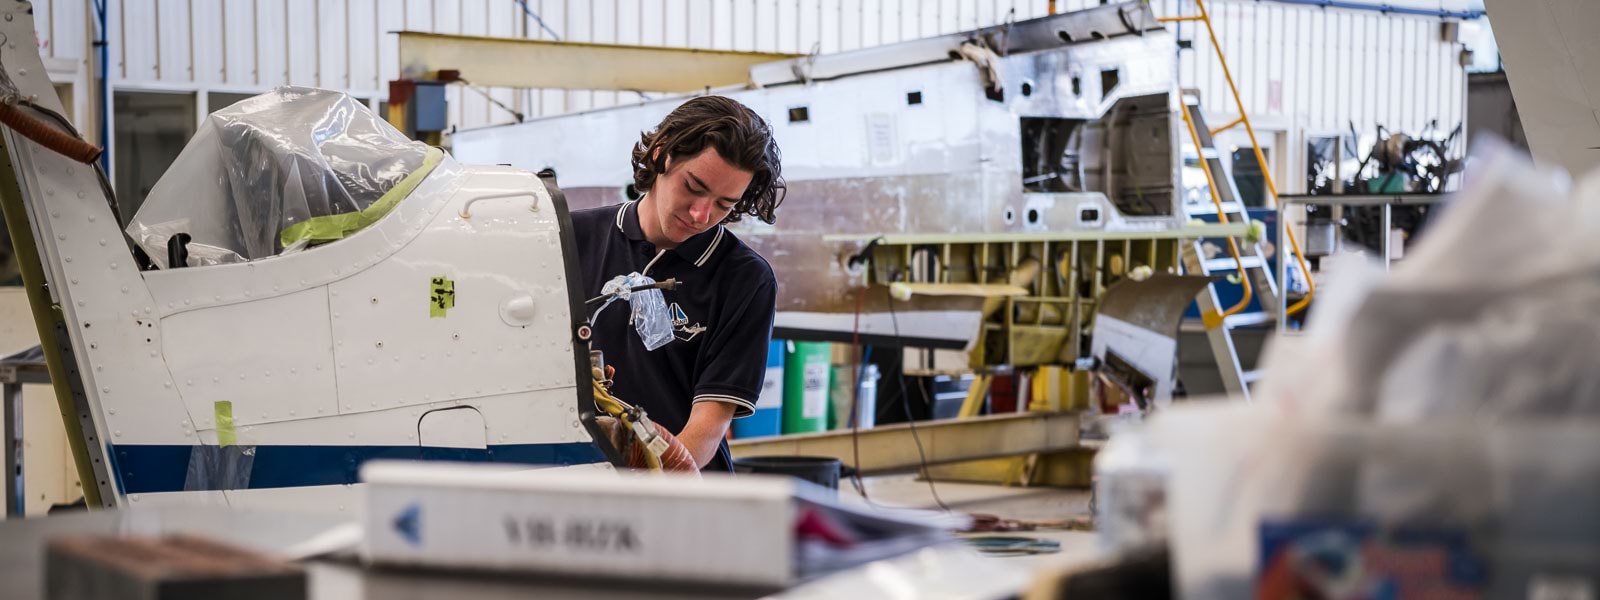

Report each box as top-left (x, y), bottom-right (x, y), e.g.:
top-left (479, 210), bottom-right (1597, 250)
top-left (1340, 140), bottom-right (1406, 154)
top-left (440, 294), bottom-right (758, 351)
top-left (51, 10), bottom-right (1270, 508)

top-left (614, 199), bottom-right (727, 268)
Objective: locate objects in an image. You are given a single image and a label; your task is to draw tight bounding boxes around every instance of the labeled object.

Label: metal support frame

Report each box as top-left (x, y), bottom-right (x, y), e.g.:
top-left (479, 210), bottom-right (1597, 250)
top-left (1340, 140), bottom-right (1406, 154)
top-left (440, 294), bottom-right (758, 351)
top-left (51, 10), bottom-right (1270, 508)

top-left (4, 384), bottom-right (19, 517)
top-left (0, 351), bottom-right (49, 518)
top-left (1275, 193), bottom-right (1450, 324)
top-left (395, 31), bottom-right (796, 93)
top-left (0, 130), bottom-right (108, 509)
top-left (1173, 0), bottom-right (1319, 316)
top-left (828, 225), bottom-right (1245, 371)
top-left (728, 412), bottom-right (1081, 475)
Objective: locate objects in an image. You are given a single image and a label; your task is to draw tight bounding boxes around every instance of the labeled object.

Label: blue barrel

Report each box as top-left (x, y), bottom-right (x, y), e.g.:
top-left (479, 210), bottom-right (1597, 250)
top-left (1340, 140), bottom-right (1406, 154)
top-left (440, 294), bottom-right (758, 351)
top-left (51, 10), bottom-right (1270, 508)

top-left (732, 340), bottom-right (785, 438)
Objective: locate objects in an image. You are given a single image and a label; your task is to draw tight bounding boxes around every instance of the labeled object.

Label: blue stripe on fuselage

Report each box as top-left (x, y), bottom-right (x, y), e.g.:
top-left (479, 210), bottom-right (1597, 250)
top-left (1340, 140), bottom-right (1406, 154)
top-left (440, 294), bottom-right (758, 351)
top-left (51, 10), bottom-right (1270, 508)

top-left (107, 442), bottom-right (608, 494)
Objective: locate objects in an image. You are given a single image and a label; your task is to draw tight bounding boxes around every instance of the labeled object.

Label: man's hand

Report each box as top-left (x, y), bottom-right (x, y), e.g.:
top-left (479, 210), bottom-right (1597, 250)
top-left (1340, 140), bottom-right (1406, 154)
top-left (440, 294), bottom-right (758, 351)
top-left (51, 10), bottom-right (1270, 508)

top-left (675, 401), bottom-right (738, 469)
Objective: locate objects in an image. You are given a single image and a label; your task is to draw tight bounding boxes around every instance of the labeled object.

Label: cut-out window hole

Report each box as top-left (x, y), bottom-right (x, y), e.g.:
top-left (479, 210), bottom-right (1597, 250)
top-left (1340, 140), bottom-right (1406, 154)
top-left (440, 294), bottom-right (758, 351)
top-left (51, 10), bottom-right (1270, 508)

top-left (1020, 81), bottom-right (1034, 97)
top-left (788, 106), bottom-right (810, 123)
top-left (1026, 208), bottom-right (1042, 225)
top-left (1100, 68), bottom-right (1121, 100)
top-left (907, 91), bottom-right (923, 105)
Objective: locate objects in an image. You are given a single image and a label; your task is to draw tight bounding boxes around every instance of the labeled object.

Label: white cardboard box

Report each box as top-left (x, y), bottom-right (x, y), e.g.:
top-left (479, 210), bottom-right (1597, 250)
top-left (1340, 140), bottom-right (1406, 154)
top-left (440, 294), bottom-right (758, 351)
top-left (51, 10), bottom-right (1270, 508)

top-left (360, 461), bottom-right (806, 586)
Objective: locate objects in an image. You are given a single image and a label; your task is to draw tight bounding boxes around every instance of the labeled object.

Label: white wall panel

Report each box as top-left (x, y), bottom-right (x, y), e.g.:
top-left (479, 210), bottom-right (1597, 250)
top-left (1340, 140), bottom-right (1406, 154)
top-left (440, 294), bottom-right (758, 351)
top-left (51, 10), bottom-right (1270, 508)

top-left (191, 0), bottom-right (224, 84)
top-left (817, 0), bottom-right (839, 53)
top-left (662, 0), bottom-right (685, 46)
top-left (859, 0), bottom-right (880, 49)
top-left (486, 0), bottom-right (520, 124)
top-left (565, 0), bottom-right (592, 113)
top-left (376, 1), bottom-right (402, 85)
top-left (837, 0), bottom-right (859, 51)
top-left (222, 0), bottom-right (255, 87)
top-left (459, 0), bottom-right (489, 128)
top-left (638, 0), bottom-right (663, 46)
top-left (121, 0), bottom-right (157, 81)
top-left (435, 0), bottom-right (462, 32)
top-left (775, 0), bottom-right (796, 51)
top-left (404, 0), bottom-right (432, 31)
top-left (687, 0), bottom-right (712, 49)
top-left (730, 0), bottom-right (754, 51)
top-left (155, 0), bottom-right (190, 82)
top-left (429, 0), bottom-right (463, 127)
top-left (592, 0), bottom-right (619, 109)
top-left (348, 0), bottom-right (378, 93)
top-left (35, 0), bottom-right (53, 58)
top-left (286, 0), bottom-right (318, 87)
top-left (255, 0), bottom-right (288, 87)
top-left (316, 0), bottom-right (350, 89)
top-left (917, 0), bottom-right (936, 38)
top-left (796, 0), bottom-right (817, 53)
top-left (54, 0), bottom-right (86, 62)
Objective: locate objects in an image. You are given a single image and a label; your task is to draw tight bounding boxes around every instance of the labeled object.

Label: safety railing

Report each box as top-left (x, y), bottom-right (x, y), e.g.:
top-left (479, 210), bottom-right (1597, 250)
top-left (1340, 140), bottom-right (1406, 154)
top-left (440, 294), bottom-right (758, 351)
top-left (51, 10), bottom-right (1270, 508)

top-left (1160, 0), bottom-right (1318, 316)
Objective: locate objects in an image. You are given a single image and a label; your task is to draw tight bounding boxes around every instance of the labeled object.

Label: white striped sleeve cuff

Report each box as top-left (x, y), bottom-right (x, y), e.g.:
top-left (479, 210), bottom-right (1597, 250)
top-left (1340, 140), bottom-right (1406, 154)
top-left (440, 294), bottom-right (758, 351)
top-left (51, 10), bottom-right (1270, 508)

top-left (693, 394), bottom-right (757, 418)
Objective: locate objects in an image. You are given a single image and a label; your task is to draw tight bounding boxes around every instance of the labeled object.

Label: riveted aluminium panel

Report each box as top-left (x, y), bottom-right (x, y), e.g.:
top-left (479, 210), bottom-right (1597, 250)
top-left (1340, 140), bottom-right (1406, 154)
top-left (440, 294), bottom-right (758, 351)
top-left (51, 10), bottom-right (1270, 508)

top-left (160, 286), bottom-right (339, 431)
top-left (328, 169), bottom-right (576, 416)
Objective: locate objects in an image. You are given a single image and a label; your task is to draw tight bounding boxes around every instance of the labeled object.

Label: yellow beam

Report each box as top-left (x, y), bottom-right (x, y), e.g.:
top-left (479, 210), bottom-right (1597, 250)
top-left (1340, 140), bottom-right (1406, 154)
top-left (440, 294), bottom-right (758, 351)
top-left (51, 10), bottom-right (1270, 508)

top-left (729, 412), bottom-right (1082, 475)
top-left (959, 374), bottom-right (992, 418)
top-left (396, 31), bottom-right (797, 92)
top-left (924, 449), bottom-right (1096, 487)
top-left (823, 224), bottom-right (1251, 245)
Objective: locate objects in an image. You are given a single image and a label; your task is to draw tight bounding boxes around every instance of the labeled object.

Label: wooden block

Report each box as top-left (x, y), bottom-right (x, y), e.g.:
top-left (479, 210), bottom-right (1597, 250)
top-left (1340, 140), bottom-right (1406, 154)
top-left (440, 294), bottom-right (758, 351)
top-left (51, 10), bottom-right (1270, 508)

top-left (45, 534), bottom-right (307, 600)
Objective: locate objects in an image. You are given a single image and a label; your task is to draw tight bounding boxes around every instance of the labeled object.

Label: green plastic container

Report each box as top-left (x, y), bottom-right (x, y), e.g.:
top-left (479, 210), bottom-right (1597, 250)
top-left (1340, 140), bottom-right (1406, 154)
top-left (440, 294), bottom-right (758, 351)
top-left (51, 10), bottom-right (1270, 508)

top-left (782, 341), bottom-right (832, 434)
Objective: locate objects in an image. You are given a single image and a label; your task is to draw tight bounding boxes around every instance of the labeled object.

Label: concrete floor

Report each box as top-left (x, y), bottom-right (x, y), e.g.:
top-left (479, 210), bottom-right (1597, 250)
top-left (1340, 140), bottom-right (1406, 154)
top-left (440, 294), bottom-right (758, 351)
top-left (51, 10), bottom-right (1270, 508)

top-left (842, 474), bottom-right (1106, 572)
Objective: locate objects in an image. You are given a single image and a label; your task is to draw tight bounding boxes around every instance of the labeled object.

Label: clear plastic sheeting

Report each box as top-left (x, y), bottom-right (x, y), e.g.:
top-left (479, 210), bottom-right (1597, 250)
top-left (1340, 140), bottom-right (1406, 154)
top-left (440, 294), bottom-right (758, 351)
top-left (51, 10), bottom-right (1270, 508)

top-left (183, 445), bottom-right (256, 492)
top-left (593, 272), bottom-right (674, 351)
top-left (127, 87), bottom-right (434, 268)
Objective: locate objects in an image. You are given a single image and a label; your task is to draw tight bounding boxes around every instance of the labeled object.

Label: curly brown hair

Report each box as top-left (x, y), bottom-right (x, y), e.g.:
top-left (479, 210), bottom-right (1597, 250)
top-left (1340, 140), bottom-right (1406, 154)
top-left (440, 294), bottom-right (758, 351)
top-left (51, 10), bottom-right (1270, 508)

top-left (630, 96), bottom-right (785, 225)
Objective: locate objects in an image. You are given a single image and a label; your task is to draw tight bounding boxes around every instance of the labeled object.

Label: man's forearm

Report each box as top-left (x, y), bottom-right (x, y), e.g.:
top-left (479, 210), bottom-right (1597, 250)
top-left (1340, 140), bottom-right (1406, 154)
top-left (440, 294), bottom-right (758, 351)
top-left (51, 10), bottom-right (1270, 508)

top-left (676, 402), bottom-right (737, 469)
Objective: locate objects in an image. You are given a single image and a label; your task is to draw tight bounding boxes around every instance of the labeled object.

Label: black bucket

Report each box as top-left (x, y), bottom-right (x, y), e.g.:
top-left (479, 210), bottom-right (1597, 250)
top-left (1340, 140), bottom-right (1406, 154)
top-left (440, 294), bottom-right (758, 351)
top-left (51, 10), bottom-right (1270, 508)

top-left (733, 456), bottom-right (842, 491)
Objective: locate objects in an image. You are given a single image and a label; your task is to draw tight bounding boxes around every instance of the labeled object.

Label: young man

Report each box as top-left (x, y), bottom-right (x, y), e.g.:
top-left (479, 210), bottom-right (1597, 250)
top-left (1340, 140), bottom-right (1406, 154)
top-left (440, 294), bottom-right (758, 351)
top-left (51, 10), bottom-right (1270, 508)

top-left (570, 96), bottom-right (785, 472)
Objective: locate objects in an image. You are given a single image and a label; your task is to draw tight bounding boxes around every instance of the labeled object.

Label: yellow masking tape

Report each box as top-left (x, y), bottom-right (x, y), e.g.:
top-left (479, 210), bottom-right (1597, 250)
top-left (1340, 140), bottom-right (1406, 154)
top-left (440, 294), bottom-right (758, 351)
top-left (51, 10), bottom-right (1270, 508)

top-left (430, 276), bottom-right (455, 317)
top-left (215, 400), bottom-right (236, 447)
top-left (278, 147), bottom-right (444, 248)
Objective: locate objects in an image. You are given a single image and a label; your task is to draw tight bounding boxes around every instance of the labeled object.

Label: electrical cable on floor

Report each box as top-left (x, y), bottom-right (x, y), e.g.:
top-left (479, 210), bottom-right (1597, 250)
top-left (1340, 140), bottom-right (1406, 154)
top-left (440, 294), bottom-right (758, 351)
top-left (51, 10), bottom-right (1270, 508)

top-left (848, 286), bottom-right (870, 502)
top-left (883, 285), bottom-right (954, 513)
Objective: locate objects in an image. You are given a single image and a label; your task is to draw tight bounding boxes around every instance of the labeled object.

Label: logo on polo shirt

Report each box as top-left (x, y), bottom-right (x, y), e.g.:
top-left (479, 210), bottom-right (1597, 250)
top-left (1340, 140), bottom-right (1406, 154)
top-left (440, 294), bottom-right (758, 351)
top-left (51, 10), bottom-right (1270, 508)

top-left (670, 303), bottom-right (706, 342)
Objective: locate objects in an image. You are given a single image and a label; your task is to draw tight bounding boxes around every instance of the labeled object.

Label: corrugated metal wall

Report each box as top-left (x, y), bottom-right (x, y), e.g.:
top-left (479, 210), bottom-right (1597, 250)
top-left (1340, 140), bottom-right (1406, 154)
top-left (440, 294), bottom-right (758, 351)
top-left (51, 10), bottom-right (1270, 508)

top-left (34, 0), bottom-right (1469, 188)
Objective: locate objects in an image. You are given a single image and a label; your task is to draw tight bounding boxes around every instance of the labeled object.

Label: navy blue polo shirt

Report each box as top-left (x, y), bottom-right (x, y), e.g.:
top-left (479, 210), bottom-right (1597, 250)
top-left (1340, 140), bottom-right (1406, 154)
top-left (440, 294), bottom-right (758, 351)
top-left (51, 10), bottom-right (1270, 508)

top-left (571, 199), bottom-right (776, 472)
